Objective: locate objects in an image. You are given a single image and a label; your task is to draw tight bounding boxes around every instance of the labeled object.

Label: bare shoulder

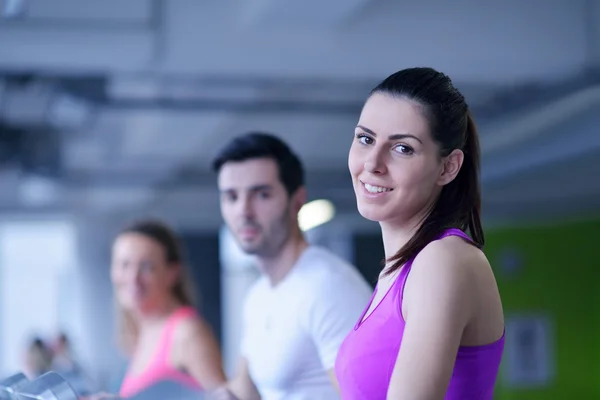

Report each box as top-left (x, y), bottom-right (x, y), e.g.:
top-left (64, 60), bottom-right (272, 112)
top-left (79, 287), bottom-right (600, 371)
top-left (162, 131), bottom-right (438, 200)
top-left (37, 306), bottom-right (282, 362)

top-left (406, 234), bottom-right (503, 341)
top-left (412, 235), bottom-right (489, 280)
top-left (174, 314), bottom-right (215, 343)
top-left (171, 312), bottom-right (224, 375)
top-left (403, 235), bottom-right (491, 320)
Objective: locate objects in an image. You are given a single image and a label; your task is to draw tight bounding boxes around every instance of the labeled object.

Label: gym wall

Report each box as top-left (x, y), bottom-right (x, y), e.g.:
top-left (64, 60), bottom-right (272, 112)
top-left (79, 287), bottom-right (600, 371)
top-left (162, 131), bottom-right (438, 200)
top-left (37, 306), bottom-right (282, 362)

top-left (180, 232), bottom-right (222, 345)
top-left (487, 217), bottom-right (600, 399)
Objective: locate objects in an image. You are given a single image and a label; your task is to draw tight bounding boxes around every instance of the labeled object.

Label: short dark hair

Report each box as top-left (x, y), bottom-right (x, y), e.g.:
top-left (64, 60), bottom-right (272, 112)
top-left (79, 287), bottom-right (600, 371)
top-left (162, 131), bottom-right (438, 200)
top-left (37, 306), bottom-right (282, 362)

top-left (212, 132), bottom-right (305, 195)
top-left (372, 67), bottom-right (484, 276)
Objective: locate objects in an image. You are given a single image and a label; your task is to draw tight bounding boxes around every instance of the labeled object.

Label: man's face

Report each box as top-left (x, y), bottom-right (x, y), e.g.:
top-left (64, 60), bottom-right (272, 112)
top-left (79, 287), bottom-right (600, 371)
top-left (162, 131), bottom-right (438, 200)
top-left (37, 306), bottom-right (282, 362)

top-left (218, 157), bottom-right (297, 257)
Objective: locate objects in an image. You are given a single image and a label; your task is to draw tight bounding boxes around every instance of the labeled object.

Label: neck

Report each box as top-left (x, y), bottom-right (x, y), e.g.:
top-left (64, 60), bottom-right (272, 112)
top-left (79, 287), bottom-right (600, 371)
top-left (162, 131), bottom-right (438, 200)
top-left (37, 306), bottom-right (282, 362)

top-left (257, 228), bottom-right (308, 286)
top-left (135, 296), bottom-right (182, 330)
top-left (379, 204), bottom-right (432, 273)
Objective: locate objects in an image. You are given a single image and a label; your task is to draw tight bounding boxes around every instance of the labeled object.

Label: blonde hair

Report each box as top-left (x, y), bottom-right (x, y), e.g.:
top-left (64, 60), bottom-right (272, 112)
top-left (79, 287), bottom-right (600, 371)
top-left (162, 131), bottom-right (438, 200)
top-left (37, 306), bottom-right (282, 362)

top-left (113, 219), bottom-right (197, 355)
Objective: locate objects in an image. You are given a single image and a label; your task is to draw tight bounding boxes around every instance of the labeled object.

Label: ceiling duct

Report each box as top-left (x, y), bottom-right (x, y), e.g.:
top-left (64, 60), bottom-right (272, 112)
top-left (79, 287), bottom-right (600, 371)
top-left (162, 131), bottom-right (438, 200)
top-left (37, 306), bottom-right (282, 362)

top-left (0, 122), bottom-right (63, 178)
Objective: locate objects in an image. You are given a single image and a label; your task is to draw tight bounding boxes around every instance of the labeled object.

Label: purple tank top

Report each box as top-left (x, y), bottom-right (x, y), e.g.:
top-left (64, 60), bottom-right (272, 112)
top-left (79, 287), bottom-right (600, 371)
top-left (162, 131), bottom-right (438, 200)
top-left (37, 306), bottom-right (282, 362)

top-left (334, 228), bottom-right (505, 400)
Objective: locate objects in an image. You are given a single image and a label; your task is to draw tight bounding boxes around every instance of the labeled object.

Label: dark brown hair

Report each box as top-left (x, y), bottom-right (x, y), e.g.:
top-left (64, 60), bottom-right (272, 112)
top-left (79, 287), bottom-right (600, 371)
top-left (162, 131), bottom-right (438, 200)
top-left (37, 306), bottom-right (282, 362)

top-left (211, 132), bottom-right (305, 196)
top-left (372, 67), bottom-right (484, 276)
top-left (114, 219), bottom-right (196, 353)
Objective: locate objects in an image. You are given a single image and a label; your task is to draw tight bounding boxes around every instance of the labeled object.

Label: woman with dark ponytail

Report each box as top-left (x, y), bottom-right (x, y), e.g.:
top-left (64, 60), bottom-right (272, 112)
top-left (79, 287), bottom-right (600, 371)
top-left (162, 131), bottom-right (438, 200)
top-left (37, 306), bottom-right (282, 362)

top-left (334, 67), bottom-right (504, 399)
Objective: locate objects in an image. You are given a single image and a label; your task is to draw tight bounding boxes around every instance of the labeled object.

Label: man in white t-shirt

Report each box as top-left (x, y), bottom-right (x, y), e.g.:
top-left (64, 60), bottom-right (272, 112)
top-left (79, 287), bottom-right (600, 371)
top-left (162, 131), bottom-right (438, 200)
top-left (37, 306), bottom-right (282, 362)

top-left (209, 132), bottom-right (373, 400)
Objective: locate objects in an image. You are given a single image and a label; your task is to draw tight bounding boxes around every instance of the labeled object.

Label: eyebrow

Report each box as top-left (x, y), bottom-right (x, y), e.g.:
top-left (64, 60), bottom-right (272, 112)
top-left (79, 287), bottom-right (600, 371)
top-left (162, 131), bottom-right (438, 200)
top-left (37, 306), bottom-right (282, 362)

top-left (219, 184), bottom-right (273, 194)
top-left (356, 125), bottom-right (423, 144)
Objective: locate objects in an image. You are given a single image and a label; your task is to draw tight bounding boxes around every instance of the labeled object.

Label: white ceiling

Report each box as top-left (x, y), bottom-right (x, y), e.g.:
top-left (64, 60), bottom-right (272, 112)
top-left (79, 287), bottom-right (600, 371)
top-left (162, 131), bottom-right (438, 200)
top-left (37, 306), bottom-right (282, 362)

top-left (0, 0), bottom-right (591, 83)
top-left (0, 0), bottom-right (598, 230)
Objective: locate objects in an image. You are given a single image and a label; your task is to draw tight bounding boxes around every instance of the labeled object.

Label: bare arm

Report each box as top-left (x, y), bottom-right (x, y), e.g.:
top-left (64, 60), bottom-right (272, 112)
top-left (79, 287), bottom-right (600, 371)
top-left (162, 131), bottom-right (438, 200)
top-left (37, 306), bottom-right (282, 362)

top-left (226, 357), bottom-right (261, 400)
top-left (387, 239), bottom-right (476, 400)
top-left (208, 357), bottom-right (260, 400)
top-left (176, 317), bottom-right (228, 391)
top-left (326, 369), bottom-right (340, 392)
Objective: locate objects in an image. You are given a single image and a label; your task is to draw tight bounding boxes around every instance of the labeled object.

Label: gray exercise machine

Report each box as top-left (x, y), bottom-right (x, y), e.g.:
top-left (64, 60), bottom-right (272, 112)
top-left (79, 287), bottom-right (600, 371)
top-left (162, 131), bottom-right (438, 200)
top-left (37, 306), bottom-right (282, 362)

top-left (1, 371), bottom-right (204, 399)
top-left (0, 372), bottom-right (30, 399)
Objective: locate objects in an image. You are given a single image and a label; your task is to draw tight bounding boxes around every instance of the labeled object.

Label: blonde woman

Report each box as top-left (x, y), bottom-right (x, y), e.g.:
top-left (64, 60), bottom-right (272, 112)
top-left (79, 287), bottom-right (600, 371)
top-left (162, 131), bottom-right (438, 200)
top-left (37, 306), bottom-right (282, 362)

top-left (111, 220), bottom-right (226, 398)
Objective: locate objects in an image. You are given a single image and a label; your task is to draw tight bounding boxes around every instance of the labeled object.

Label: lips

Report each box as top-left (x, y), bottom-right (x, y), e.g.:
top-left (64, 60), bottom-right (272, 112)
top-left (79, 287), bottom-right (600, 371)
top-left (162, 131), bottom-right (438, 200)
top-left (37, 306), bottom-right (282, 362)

top-left (362, 181), bottom-right (393, 194)
top-left (239, 226), bottom-right (260, 240)
top-left (126, 287), bottom-right (145, 297)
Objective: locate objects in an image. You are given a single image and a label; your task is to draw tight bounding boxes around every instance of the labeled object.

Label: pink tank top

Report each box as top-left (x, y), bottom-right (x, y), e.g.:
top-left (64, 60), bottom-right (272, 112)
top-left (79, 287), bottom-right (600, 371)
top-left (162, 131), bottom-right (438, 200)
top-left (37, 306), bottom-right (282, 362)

top-left (334, 228), bottom-right (505, 399)
top-left (119, 306), bottom-right (203, 398)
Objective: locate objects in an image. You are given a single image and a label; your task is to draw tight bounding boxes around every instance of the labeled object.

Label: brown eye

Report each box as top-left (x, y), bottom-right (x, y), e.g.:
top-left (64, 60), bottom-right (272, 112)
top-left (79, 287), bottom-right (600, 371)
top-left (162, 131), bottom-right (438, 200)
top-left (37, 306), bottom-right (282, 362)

top-left (223, 192), bottom-right (237, 202)
top-left (355, 133), bottom-right (373, 145)
top-left (394, 144), bottom-right (414, 155)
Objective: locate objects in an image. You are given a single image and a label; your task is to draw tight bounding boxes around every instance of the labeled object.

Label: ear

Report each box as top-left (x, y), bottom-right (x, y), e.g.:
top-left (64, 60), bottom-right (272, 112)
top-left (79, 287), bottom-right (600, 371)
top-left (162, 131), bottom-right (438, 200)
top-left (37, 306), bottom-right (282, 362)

top-left (290, 186), bottom-right (307, 215)
top-left (437, 149), bottom-right (464, 186)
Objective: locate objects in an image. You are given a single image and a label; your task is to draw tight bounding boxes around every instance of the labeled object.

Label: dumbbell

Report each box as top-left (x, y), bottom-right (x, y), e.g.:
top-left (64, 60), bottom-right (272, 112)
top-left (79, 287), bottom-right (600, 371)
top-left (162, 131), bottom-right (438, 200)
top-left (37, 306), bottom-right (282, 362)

top-left (14, 372), bottom-right (78, 400)
top-left (0, 372), bottom-right (30, 399)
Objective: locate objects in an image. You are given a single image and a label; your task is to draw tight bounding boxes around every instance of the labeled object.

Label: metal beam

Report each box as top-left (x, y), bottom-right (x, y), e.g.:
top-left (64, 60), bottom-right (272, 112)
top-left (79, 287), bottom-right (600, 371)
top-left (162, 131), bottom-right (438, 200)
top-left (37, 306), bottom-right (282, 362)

top-left (58, 168), bottom-right (353, 190)
top-left (104, 98), bottom-right (362, 115)
top-left (0, 21), bottom-right (154, 72)
top-left (238, 0), bottom-right (374, 26)
top-left (480, 79), bottom-right (600, 155)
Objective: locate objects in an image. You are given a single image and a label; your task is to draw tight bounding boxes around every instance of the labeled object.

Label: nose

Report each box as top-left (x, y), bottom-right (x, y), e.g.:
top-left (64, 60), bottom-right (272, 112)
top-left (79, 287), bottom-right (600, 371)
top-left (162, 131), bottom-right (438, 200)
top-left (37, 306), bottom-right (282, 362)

top-left (122, 264), bottom-right (142, 285)
top-left (364, 147), bottom-right (387, 175)
top-left (237, 194), bottom-right (255, 220)
top-left (133, 267), bottom-right (144, 284)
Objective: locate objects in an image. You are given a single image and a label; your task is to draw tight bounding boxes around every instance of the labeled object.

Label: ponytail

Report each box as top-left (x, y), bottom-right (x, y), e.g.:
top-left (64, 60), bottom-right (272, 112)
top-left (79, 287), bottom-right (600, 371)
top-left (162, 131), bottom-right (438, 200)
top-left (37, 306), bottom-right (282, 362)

top-left (463, 110), bottom-right (484, 247)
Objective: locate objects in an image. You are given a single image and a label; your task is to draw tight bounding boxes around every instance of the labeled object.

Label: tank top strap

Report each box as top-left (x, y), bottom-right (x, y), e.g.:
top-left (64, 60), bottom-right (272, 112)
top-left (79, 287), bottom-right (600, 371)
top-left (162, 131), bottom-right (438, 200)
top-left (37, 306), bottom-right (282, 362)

top-left (438, 227), bottom-right (473, 243)
top-left (394, 257), bottom-right (416, 309)
top-left (155, 306), bottom-right (197, 365)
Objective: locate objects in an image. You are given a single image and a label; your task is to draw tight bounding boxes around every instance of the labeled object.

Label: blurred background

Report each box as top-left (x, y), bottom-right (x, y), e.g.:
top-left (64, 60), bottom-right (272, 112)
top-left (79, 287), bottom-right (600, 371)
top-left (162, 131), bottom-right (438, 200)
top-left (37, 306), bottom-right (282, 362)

top-left (0, 0), bottom-right (599, 398)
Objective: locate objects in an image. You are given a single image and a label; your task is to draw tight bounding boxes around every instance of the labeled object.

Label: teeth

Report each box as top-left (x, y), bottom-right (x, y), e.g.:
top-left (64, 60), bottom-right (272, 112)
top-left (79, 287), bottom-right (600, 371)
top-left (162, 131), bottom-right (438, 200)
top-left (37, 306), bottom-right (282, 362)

top-left (364, 183), bottom-right (392, 193)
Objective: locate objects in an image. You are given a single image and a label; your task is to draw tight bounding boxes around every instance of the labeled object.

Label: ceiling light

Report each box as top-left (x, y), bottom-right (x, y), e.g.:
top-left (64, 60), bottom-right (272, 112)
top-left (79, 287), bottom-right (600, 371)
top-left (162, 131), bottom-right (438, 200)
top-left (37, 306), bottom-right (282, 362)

top-left (298, 199), bottom-right (335, 232)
